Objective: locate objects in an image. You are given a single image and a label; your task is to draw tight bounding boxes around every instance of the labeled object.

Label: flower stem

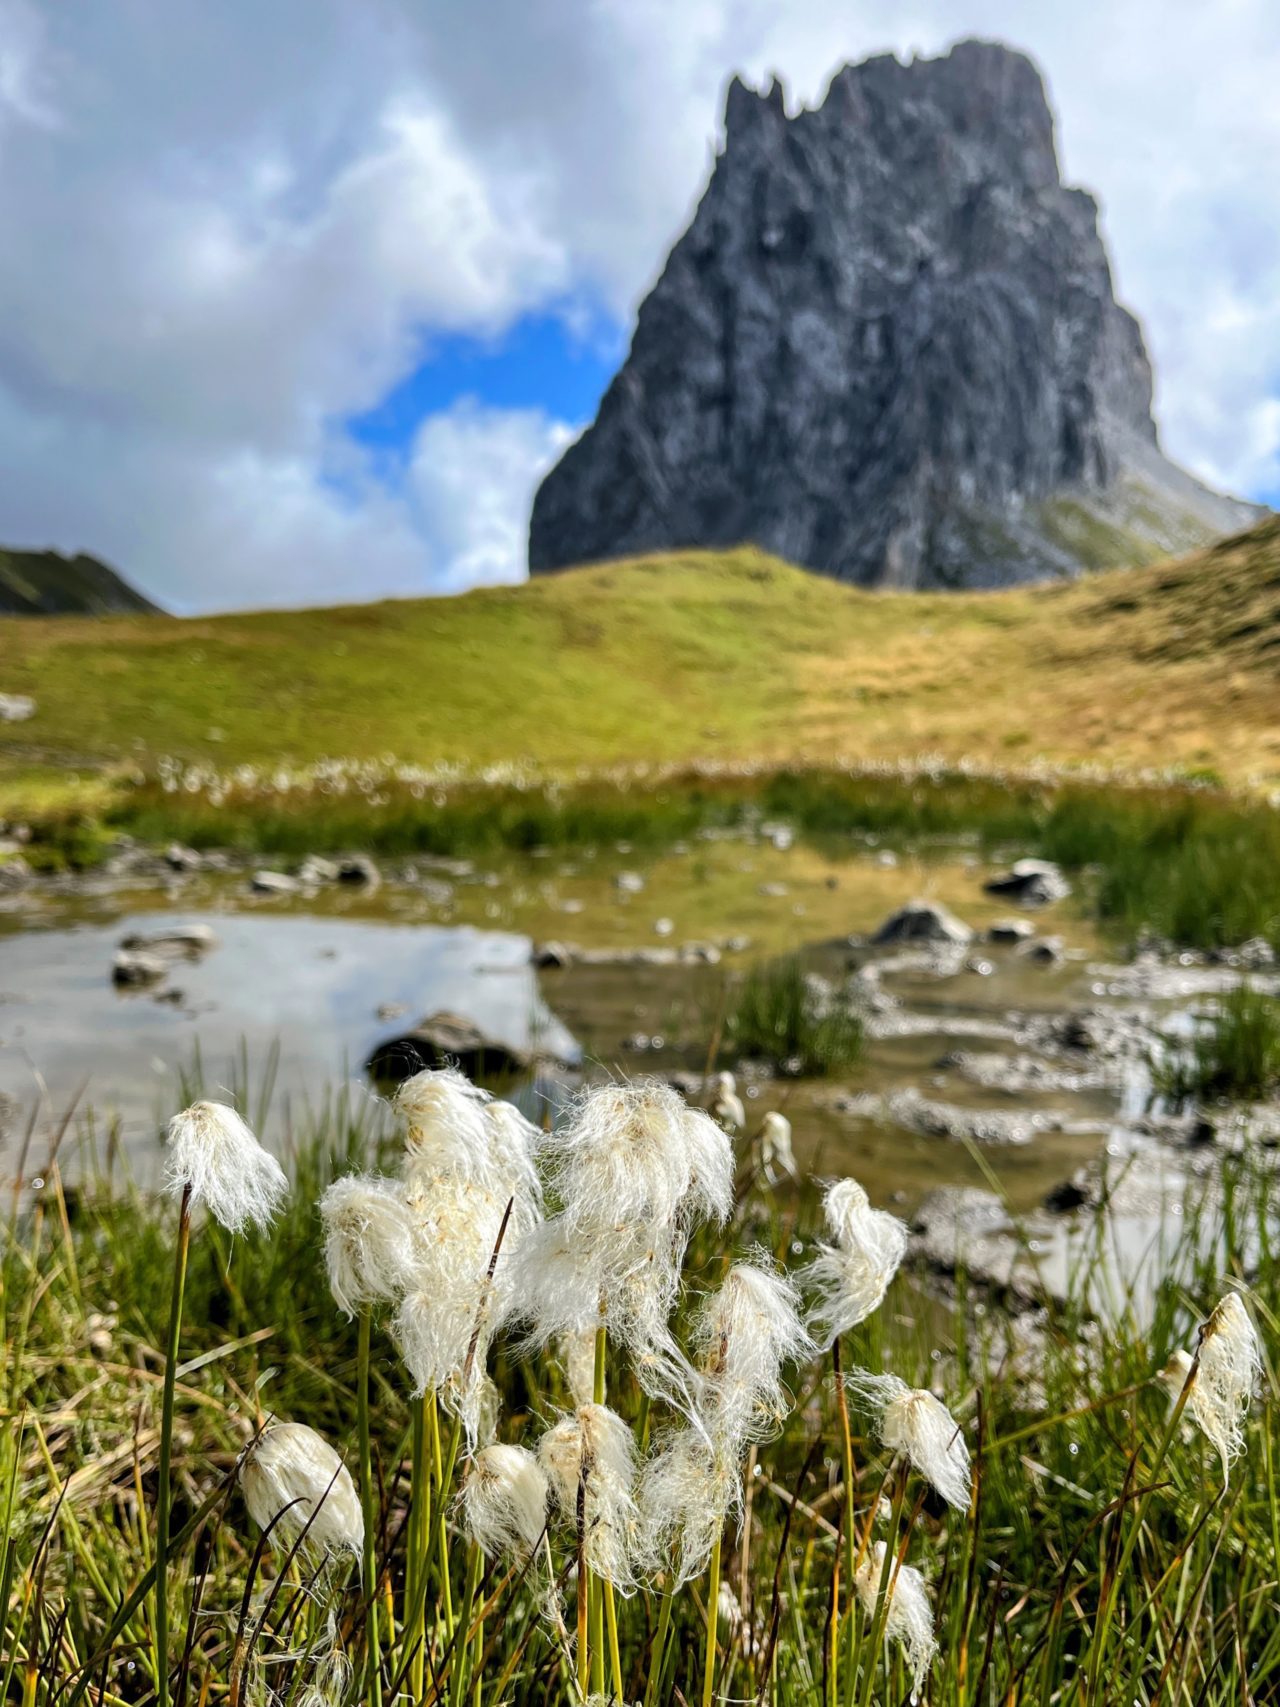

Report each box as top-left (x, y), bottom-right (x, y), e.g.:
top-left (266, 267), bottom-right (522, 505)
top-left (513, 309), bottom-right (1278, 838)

top-left (604, 1578), bottom-right (624, 1704)
top-left (154, 1183), bottom-right (191, 1707)
top-left (833, 1336), bottom-right (858, 1707)
top-left (408, 1396), bottom-right (428, 1700)
top-left (702, 1531), bottom-right (722, 1707)
top-left (356, 1309), bottom-right (382, 1707)
top-left (644, 1585), bottom-right (675, 1707)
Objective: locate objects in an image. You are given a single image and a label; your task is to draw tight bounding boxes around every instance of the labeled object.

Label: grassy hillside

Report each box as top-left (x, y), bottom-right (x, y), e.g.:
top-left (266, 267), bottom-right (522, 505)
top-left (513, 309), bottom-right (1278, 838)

top-left (1, 519), bottom-right (1278, 797)
top-left (0, 545), bottom-right (159, 616)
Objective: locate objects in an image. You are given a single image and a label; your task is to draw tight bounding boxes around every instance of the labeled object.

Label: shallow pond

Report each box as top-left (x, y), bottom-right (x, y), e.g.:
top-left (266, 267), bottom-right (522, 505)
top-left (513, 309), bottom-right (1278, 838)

top-left (0, 828), bottom-right (1206, 1254)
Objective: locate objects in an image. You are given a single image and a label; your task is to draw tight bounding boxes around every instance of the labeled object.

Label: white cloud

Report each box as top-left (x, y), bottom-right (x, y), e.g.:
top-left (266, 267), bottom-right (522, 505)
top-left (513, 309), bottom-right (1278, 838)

top-left (0, 0), bottom-right (1277, 611)
top-left (406, 401), bottom-right (575, 594)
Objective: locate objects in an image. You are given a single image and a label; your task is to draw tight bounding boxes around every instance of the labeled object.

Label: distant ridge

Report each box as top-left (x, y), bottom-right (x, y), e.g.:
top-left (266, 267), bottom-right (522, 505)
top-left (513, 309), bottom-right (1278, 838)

top-left (0, 546), bottom-right (159, 616)
top-left (531, 39), bottom-right (1260, 588)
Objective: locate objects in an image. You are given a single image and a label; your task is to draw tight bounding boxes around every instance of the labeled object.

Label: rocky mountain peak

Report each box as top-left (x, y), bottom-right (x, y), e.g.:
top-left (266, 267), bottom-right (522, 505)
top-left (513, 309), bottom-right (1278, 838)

top-left (530, 40), bottom-right (1258, 589)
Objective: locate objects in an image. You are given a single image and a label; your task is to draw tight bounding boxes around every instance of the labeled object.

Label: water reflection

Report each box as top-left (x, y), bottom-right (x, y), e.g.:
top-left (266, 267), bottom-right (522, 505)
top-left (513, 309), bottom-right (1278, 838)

top-left (0, 910), bottom-right (575, 1160)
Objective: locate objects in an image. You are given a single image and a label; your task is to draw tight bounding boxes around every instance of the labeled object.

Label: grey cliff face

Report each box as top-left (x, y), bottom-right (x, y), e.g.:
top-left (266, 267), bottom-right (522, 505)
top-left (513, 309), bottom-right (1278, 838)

top-left (529, 40), bottom-right (1258, 588)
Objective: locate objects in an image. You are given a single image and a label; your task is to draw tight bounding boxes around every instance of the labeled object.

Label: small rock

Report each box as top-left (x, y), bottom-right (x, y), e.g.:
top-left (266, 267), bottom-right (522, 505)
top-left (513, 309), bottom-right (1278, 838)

top-left (758, 882), bottom-right (788, 898)
top-left (120, 923), bottom-right (217, 956)
top-left (337, 855), bottom-right (380, 888)
top-left (988, 918), bottom-right (1035, 944)
top-left (297, 855), bottom-right (340, 884)
top-left (532, 941), bottom-right (574, 968)
top-left (654, 917), bottom-right (674, 937)
top-left (679, 942), bottom-right (722, 965)
top-left (872, 899), bottom-right (973, 946)
top-left (1042, 1175), bottom-right (1091, 1213)
top-left (0, 693), bottom-right (35, 722)
top-left (366, 1010), bottom-right (568, 1081)
top-left (164, 843), bottom-right (203, 872)
top-left (251, 870), bottom-right (301, 895)
top-left (983, 859), bottom-right (1071, 907)
top-left (875, 849), bottom-right (898, 868)
top-left (614, 871), bottom-right (645, 893)
top-left (376, 1002), bottom-right (408, 1022)
top-left (1239, 937), bottom-right (1277, 970)
top-left (112, 950), bottom-right (167, 987)
top-left (0, 855), bottom-right (33, 890)
top-left (1018, 935), bottom-right (1065, 966)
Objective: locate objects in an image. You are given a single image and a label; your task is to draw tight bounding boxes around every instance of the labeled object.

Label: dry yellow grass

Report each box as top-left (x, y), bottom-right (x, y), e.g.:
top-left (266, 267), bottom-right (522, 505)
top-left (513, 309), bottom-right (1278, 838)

top-left (1, 517), bottom-right (1277, 801)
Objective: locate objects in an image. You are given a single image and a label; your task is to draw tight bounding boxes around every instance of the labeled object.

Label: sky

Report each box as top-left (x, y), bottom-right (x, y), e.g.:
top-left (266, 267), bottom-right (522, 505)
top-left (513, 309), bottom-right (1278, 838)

top-left (1, 1), bottom-right (1278, 614)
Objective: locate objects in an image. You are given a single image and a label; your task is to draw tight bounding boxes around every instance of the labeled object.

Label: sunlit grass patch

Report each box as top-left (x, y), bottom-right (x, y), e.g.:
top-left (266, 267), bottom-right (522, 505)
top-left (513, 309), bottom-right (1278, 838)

top-left (1156, 984), bottom-right (1280, 1103)
top-left (725, 955), bottom-right (865, 1075)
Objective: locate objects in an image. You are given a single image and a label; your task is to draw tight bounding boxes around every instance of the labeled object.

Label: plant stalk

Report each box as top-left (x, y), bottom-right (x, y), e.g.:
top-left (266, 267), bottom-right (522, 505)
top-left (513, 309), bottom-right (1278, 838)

top-left (356, 1309), bottom-right (382, 1707)
top-left (155, 1183), bottom-right (192, 1707)
top-left (702, 1531), bottom-right (722, 1707)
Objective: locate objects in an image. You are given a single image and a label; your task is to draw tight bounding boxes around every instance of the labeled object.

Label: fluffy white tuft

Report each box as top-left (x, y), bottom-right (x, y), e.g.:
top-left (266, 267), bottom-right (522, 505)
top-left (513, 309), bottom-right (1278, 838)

top-left (514, 1081), bottom-right (731, 1408)
top-left (638, 1427), bottom-right (739, 1586)
top-left (848, 1372), bottom-right (971, 1512)
top-left (461, 1443), bottom-right (549, 1560)
top-left (318, 1173), bottom-right (418, 1317)
top-left (802, 1177), bottom-right (908, 1347)
top-left (395, 1067), bottom-right (498, 1189)
top-left (538, 1403), bottom-right (640, 1592)
top-left (543, 1080), bottom-right (733, 1240)
top-left (164, 1100), bottom-right (287, 1235)
top-left (692, 1256), bottom-right (813, 1448)
top-left (854, 1540), bottom-right (937, 1704)
top-left (1187, 1292), bottom-right (1262, 1480)
top-left (558, 1326), bottom-right (600, 1408)
top-left (239, 1422), bottom-right (363, 1561)
top-left (395, 1171), bottom-right (525, 1440)
top-left (711, 1072), bottom-right (745, 1135)
top-left (757, 1111), bottom-right (797, 1184)
top-left (390, 1071), bottom-right (543, 1443)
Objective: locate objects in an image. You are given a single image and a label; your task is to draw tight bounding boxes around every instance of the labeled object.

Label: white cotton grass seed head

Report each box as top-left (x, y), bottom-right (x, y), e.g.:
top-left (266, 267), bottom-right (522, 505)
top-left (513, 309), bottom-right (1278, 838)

top-left (854, 1540), bottom-right (937, 1705)
top-left (544, 1080), bottom-right (733, 1242)
top-left (712, 1072), bottom-right (745, 1134)
top-left (395, 1067), bottom-right (495, 1185)
top-left (239, 1423), bottom-right (363, 1561)
top-left (481, 1098), bottom-right (545, 1220)
top-left (393, 1169), bottom-right (523, 1445)
top-left (759, 1111), bottom-right (797, 1182)
top-left (1188, 1292), bottom-right (1262, 1480)
top-left (849, 1372), bottom-right (971, 1511)
top-left (558, 1327), bottom-right (600, 1407)
top-left (803, 1176), bottom-right (908, 1347)
top-left (537, 1403), bottom-right (640, 1592)
top-left (693, 1257), bottom-right (812, 1447)
top-left (319, 1173), bottom-right (419, 1317)
top-left (638, 1426), bottom-right (740, 1586)
top-left (461, 1443), bottom-right (549, 1561)
top-left (164, 1100), bottom-right (288, 1235)
top-left (1159, 1348), bottom-right (1195, 1403)
top-left (515, 1080), bottom-right (731, 1412)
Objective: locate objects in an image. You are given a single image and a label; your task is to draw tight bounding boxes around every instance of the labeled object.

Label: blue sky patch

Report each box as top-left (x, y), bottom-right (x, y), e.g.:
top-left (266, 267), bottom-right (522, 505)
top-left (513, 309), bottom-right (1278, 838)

top-left (347, 308), bottom-right (624, 465)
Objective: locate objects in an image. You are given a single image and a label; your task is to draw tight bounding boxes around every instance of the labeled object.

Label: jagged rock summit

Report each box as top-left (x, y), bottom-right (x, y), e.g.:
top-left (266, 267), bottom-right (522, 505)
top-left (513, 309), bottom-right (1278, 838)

top-left (530, 40), bottom-right (1258, 589)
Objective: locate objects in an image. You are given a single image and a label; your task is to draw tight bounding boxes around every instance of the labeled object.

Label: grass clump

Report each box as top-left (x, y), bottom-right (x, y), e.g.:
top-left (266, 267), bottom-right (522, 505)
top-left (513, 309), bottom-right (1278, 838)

top-left (1157, 984), bottom-right (1280, 1103)
top-left (725, 956), bottom-right (864, 1075)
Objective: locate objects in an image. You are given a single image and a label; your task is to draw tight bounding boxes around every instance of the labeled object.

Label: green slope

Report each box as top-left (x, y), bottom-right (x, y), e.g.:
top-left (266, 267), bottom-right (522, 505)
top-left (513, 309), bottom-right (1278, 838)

top-left (1, 523), bottom-right (1278, 794)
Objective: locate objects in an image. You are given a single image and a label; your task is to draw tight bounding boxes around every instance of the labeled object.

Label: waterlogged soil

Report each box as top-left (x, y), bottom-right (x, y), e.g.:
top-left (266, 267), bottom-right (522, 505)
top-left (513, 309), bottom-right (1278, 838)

top-left (0, 830), bottom-right (1250, 1300)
